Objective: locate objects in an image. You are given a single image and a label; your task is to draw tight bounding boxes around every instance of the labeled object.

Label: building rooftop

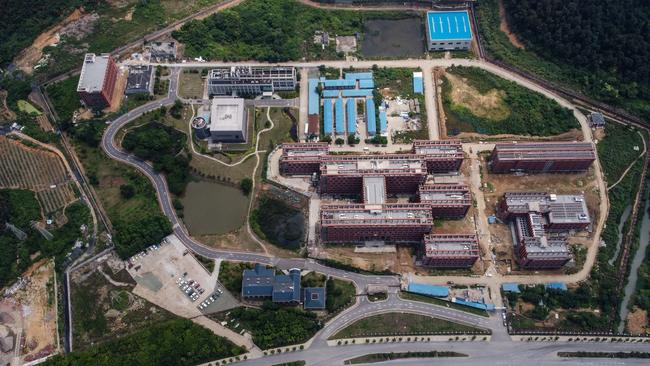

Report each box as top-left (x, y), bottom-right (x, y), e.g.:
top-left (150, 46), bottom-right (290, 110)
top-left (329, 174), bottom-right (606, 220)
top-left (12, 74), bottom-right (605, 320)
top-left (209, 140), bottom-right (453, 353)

top-left (427, 11), bottom-right (472, 41)
top-left (363, 176), bottom-right (386, 206)
top-left (504, 192), bottom-right (590, 224)
top-left (418, 183), bottom-right (470, 203)
top-left (210, 98), bottom-right (246, 132)
top-left (321, 203), bottom-right (433, 226)
top-left (242, 264), bottom-right (275, 297)
top-left (282, 143), bottom-right (329, 157)
top-left (322, 155), bottom-right (426, 175)
top-left (493, 142), bottom-right (596, 161)
top-left (125, 65), bottom-right (153, 93)
top-left (272, 269), bottom-right (301, 303)
top-left (77, 53), bottom-right (111, 93)
top-left (303, 287), bottom-right (326, 309)
top-left (412, 140), bottom-right (463, 156)
top-left (407, 283), bottom-right (449, 297)
top-left (424, 234), bottom-right (479, 257)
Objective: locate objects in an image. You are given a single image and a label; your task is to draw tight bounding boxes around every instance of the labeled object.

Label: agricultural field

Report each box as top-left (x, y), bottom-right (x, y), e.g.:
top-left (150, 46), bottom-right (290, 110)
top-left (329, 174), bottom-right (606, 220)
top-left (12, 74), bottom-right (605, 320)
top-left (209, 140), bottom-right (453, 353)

top-left (439, 66), bottom-right (579, 138)
top-left (0, 136), bottom-right (77, 214)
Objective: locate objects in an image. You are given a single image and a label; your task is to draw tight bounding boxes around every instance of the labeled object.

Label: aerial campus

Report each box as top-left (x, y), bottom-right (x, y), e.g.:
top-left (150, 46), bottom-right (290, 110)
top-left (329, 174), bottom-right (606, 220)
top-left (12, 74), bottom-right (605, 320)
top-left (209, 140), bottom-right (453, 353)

top-left (0, 0), bottom-right (650, 365)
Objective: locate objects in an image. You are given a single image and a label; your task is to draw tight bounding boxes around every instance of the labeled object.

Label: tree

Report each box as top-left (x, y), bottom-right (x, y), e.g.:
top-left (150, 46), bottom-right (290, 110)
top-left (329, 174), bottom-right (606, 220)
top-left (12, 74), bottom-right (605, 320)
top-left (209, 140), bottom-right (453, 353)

top-left (119, 184), bottom-right (135, 199)
top-left (239, 178), bottom-right (253, 196)
top-left (335, 137), bottom-right (344, 145)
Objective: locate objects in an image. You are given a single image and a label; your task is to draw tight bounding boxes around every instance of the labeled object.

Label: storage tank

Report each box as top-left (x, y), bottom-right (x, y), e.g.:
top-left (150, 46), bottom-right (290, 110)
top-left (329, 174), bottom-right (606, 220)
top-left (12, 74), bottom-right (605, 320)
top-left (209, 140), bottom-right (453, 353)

top-left (191, 116), bottom-right (210, 140)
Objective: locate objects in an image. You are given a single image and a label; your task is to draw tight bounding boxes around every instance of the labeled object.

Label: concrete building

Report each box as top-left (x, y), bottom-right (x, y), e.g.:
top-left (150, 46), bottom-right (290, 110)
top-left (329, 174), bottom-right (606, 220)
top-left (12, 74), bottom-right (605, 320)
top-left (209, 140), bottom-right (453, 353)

top-left (279, 142), bottom-right (330, 175)
top-left (589, 112), bottom-right (605, 128)
top-left (412, 140), bottom-right (464, 173)
top-left (146, 41), bottom-right (177, 61)
top-left (241, 264), bottom-right (301, 303)
top-left (425, 11), bottom-right (473, 51)
top-left (498, 192), bottom-right (590, 269)
top-left (209, 98), bottom-right (247, 143)
top-left (490, 142), bottom-right (596, 173)
top-left (208, 66), bottom-right (296, 96)
top-left (418, 183), bottom-right (471, 218)
top-left (77, 53), bottom-right (118, 109)
top-left (303, 287), bottom-right (326, 310)
top-left (320, 203), bottom-right (433, 243)
top-left (422, 234), bottom-right (479, 268)
top-left (125, 65), bottom-right (154, 95)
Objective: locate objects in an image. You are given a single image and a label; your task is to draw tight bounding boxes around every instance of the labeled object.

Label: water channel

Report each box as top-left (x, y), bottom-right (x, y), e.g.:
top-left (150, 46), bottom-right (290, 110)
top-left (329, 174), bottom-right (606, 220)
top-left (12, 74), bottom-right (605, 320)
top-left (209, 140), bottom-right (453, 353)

top-left (180, 180), bottom-right (249, 236)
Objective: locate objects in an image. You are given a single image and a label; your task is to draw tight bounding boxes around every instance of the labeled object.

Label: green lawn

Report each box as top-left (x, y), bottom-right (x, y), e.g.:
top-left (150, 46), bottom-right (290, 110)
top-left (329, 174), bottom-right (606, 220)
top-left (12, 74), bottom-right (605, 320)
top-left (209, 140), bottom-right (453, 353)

top-left (17, 100), bottom-right (41, 115)
top-left (330, 312), bottom-right (486, 339)
top-left (326, 278), bottom-right (356, 314)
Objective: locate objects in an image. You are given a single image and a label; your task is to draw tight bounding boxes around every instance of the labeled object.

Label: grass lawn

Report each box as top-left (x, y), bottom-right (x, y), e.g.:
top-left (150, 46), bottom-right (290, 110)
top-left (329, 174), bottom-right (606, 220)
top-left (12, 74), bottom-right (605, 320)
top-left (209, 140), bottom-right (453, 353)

top-left (326, 278), bottom-right (356, 314)
top-left (45, 76), bottom-right (81, 122)
top-left (178, 70), bottom-right (205, 99)
top-left (330, 312), bottom-right (486, 339)
top-left (301, 272), bottom-right (327, 288)
top-left (217, 261), bottom-right (256, 298)
top-left (441, 65), bottom-right (579, 136)
top-left (399, 291), bottom-right (489, 317)
top-left (17, 100), bottom-right (41, 115)
top-left (258, 107), bottom-right (299, 149)
top-left (596, 123), bottom-right (644, 183)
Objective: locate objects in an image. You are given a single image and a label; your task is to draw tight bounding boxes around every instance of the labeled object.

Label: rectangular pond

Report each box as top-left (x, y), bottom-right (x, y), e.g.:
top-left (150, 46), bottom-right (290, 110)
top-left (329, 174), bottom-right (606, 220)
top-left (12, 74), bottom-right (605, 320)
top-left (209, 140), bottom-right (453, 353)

top-left (362, 17), bottom-right (425, 58)
top-left (180, 180), bottom-right (249, 236)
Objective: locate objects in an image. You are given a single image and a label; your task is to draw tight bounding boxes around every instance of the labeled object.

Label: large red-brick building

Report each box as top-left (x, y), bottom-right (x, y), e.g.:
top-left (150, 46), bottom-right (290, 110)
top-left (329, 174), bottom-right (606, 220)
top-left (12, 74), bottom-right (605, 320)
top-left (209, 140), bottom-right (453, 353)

top-left (77, 53), bottom-right (118, 109)
top-left (418, 182), bottom-right (471, 218)
top-left (498, 192), bottom-right (590, 269)
top-left (279, 142), bottom-right (329, 175)
top-left (490, 142), bottom-right (595, 173)
top-left (422, 234), bottom-right (479, 268)
top-left (412, 140), bottom-right (464, 172)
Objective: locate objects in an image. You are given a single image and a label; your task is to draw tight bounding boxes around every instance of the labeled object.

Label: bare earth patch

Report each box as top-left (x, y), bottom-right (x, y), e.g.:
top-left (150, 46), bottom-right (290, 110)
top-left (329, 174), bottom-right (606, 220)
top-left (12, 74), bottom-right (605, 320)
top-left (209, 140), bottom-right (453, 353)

top-left (626, 307), bottom-right (649, 335)
top-left (446, 73), bottom-right (510, 121)
top-left (498, 0), bottom-right (525, 50)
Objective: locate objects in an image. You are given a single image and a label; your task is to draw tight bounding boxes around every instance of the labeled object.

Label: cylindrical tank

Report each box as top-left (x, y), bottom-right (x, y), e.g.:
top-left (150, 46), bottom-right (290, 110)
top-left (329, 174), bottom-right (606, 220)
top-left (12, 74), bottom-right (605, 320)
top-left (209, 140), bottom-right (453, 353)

top-left (191, 116), bottom-right (210, 140)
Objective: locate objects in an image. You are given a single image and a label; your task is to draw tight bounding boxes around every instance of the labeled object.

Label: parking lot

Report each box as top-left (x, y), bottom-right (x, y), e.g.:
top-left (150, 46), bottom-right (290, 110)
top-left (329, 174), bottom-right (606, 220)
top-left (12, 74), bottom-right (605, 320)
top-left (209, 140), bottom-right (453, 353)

top-left (126, 235), bottom-right (238, 318)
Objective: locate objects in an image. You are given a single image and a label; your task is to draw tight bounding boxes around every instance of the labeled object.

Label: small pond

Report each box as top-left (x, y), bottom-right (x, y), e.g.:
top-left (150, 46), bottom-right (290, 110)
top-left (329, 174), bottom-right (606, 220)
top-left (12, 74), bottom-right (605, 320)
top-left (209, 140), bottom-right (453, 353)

top-left (180, 180), bottom-right (249, 235)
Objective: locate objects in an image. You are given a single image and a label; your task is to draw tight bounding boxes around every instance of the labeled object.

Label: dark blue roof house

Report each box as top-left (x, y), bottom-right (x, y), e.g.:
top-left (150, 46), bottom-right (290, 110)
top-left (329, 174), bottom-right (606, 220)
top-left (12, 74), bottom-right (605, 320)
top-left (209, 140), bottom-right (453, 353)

top-left (303, 287), bottom-right (326, 310)
top-left (241, 264), bottom-right (301, 303)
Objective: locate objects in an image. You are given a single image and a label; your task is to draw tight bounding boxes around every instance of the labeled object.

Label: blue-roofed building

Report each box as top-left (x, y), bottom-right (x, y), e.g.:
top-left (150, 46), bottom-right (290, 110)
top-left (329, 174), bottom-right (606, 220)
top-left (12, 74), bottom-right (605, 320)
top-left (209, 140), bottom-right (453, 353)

top-left (407, 283), bottom-right (449, 298)
top-left (413, 72), bottom-right (423, 94)
top-left (321, 79), bottom-right (356, 90)
top-left (341, 89), bottom-right (373, 98)
top-left (346, 99), bottom-right (356, 134)
top-left (379, 111), bottom-right (387, 135)
top-left (502, 283), bottom-right (521, 293)
top-left (366, 99), bottom-right (376, 135)
top-left (452, 297), bottom-right (495, 311)
top-left (425, 11), bottom-right (472, 51)
top-left (308, 79), bottom-right (320, 115)
top-left (303, 287), bottom-right (326, 310)
top-left (241, 264), bottom-right (275, 299)
top-left (545, 282), bottom-right (567, 291)
top-left (345, 72), bottom-right (373, 80)
top-left (359, 79), bottom-right (374, 89)
top-left (242, 264), bottom-right (302, 304)
top-left (335, 99), bottom-right (345, 135)
top-left (323, 99), bottom-right (333, 135)
top-left (322, 90), bottom-right (340, 98)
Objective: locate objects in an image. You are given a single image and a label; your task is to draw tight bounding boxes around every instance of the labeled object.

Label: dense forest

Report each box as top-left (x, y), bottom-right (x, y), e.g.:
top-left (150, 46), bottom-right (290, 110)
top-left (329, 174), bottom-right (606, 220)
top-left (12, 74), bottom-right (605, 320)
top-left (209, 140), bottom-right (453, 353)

top-left (0, 0), bottom-right (99, 67)
top-left (502, 0), bottom-right (650, 116)
top-left (43, 319), bottom-right (244, 366)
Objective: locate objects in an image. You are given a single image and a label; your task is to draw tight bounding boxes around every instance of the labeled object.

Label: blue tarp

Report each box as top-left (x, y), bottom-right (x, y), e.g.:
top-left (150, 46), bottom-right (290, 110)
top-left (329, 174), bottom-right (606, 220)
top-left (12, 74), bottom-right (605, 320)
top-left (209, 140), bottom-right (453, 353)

top-left (379, 111), bottom-right (387, 134)
top-left (359, 79), bottom-right (374, 89)
top-left (452, 297), bottom-right (495, 311)
top-left (407, 283), bottom-right (449, 298)
top-left (323, 99), bottom-right (333, 134)
top-left (366, 99), bottom-right (376, 135)
top-left (346, 99), bottom-right (357, 134)
top-left (322, 90), bottom-right (340, 98)
top-left (335, 98), bottom-right (344, 134)
top-left (341, 89), bottom-right (373, 98)
top-left (308, 79), bottom-right (320, 115)
top-left (546, 282), bottom-right (567, 291)
top-left (321, 79), bottom-right (356, 89)
top-left (413, 75), bottom-right (423, 94)
top-left (345, 72), bottom-right (373, 80)
top-left (502, 283), bottom-right (521, 293)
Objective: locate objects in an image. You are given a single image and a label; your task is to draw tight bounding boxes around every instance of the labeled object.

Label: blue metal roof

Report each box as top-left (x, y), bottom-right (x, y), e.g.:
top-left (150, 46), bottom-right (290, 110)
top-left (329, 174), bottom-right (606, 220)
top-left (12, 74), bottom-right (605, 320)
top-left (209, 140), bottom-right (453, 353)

top-left (321, 79), bottom-right (356, 89)
top-left (359, 79), bottom-right (374, 89)
top-left (545, 282), bottom-right (567, 291)
top-left (452, 297), bottom-right (495, 311)
top-left (322, 90), bottom-right (340, 98)
top-left (272, 269), bottom-right (301, 303)
top-left (341, 89), bottom-right (373, 98)
top-left (502, 283), bottom-right (521, 293)
top-left (407, 283), bottom-right (449, 298)
top-left (366, 99), bottom-right (376, 135)
top-left (413, 75), bottom-right (423, 94)
top-left (379, 111), bottom-right (387, 134)
top-left (303, 287), bottom-right (326, 309)
top-left (335, 98), bottom-right (345, 134)
top-left (323, 99), bottom-right (333, 134)
top-left (345, 72), bottom-right (373, 80)
top-left (346, 99), bottom-right (356, 134)
top-left (427, 11), bottom-right (472, 41)
top-left (308, 79), bottom-right (320, 115)
top-left (242, 264), bottom-right (275, 298)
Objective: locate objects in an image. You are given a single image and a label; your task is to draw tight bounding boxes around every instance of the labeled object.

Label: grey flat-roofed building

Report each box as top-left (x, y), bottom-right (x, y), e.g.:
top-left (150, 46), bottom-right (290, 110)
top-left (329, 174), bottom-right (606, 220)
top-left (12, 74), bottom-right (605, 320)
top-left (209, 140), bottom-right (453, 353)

top-left (589, 112), bottom-right (605, 128)
top-left (208, 66), bottom-right (296, 96)
top-left (363, 176), bottom-right (386, 206)
top-left (125, 65), bottom-right (154, 95)
top-left (209, 97), bottom-right (247, 143)
top-left (77, 53), bottom-right (118, 109)
top-left (423, 234), bottom-right (479, 267)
